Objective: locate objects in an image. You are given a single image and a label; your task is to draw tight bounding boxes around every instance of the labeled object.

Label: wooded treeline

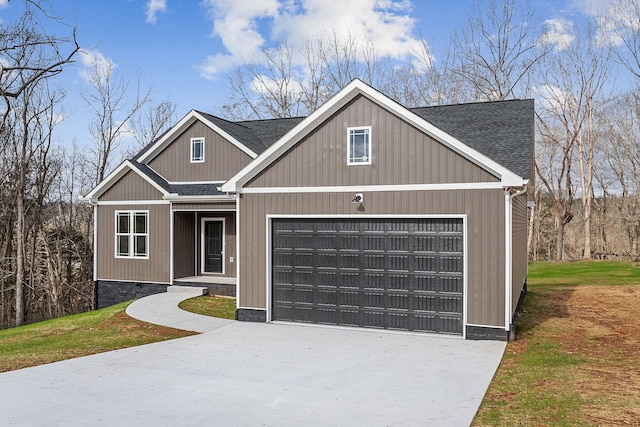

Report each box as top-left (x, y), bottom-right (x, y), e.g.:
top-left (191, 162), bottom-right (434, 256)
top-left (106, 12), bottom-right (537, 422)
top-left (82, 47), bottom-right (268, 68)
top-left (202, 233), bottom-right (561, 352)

top-left (1, 0), bottom-right (639, 328)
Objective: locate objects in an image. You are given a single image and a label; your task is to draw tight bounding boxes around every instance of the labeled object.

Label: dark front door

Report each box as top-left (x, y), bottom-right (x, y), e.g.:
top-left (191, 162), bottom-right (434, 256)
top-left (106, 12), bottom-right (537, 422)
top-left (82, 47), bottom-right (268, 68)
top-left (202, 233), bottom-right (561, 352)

top-left (203, 220), bottom-right (223, 273)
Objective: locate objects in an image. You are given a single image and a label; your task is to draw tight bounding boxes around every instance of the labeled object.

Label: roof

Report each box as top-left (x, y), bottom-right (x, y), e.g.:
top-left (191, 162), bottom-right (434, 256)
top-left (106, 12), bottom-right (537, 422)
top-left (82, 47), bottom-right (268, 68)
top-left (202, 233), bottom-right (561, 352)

top-left (411, 99), bottom-right (533, 179)
top-left (221, 79), bottom-right (531, 193)
top-left (84, 79), bottom-right (533, 201)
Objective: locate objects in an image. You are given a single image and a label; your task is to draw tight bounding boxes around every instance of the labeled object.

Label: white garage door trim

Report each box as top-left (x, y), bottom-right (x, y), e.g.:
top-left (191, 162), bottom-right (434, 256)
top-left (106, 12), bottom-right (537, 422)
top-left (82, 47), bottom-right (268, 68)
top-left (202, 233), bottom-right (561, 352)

top-left (265, 214), bottom-right (468, 338)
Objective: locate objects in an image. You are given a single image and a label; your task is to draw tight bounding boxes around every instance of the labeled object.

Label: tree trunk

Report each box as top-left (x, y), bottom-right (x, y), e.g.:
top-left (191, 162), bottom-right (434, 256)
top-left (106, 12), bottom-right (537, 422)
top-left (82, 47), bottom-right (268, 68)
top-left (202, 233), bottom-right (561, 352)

top-left (583, 197), bottom-right (592, 259)
top-left (15, 188), bottom-right (25, 327)
top-left (556, 215), bottom-right (565, 261)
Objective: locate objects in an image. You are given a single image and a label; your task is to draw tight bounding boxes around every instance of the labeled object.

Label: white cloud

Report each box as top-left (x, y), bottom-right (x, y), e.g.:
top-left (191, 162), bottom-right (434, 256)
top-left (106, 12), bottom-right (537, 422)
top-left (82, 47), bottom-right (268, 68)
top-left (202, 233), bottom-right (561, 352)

top-left (77, 49), bottom-right (116, 83)
top-left (541, 18), bottom-right (575, 51)
top-left (198, 0), bottom-right (427, 79)
top-left (596, 0), bottom-right (640, 47)
top-left (146, 0), bottom-right (167, 24)
top-left (0, 0), bottom-right (8, 9)
top-left (568, 0), bottom-right (611, 17)
top-left (533, 84), bottom-right (568, 113)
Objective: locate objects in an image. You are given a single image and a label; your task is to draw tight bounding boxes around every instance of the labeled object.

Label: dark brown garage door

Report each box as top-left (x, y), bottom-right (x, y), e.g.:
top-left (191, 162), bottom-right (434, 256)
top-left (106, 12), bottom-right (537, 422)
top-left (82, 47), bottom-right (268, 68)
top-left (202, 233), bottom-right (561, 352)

top-left (271, 218), bottom-right (463, 335)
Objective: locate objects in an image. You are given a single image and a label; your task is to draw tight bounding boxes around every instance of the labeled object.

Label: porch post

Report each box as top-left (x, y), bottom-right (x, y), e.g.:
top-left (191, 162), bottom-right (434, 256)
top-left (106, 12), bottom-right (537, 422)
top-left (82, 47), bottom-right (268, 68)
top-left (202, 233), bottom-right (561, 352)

top-left (169, 204), bottom-right (174, 286)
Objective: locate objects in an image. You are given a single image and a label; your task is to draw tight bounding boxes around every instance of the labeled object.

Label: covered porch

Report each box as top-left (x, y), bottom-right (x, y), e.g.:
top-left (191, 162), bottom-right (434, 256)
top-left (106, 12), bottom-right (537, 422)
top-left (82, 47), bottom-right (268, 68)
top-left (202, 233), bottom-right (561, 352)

top-left (171, 201), bottom-right (237, 297)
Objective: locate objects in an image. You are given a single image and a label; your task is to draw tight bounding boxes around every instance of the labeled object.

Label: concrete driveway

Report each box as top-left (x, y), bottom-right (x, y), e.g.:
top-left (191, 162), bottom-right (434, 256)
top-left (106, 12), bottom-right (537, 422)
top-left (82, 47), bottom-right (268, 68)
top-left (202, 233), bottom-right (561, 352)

top-left (0, 321), bottom-right (505, 426)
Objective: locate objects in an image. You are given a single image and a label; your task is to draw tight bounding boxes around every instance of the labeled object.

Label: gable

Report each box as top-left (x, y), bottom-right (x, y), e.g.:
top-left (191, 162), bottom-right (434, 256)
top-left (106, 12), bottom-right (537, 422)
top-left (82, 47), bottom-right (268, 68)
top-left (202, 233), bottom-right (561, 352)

top-left (246, 95), bottom-right (499, 189)
top-left (100, 170), bottom-right (164, 201)
top-left (149, 120), bottom-right (254, 183)
top-left (222, 79), bottom-right (528, 193)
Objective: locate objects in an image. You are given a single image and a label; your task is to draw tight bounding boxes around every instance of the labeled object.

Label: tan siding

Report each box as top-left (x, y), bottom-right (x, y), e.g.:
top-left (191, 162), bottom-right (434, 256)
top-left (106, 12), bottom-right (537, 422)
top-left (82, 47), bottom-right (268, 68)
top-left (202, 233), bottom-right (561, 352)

top-left (149, 121), bottom-right (253, 182)
top-left (248, 96), bottom-right (498, 188)
top-left (100, 171), bottom-right (163, 201)
top-left (172, 202), bottom-right (236, 211)
top-left (511, 194), bottom-right (528, 318)
top-left (238, 189), bottom-right (506, 327)
top-left (97, 204), bottom-right (170, 283)
top-left (174, 212), bottom-right (195, 278)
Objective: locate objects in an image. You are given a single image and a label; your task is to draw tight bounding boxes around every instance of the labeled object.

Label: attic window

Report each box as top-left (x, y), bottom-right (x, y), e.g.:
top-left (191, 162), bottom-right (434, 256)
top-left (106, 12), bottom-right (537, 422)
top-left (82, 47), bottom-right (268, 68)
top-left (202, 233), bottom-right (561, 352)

top-left (347, 126), bottom-right (371, 165)
top-left (191, 137), bottom-right (204, 163)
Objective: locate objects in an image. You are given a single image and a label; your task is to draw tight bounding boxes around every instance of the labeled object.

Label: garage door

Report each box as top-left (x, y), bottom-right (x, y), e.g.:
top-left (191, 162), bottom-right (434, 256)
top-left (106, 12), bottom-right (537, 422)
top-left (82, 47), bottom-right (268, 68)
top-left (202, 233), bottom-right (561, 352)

top-left (271, 218), bottom-right (463, 335)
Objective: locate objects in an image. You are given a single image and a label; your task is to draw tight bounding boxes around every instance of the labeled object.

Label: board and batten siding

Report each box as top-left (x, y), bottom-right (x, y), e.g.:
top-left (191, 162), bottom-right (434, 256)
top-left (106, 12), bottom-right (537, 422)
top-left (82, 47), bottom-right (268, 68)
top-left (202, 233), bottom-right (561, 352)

top-left (149, 121), bottom-right (253, 182)
top-left (248, 95), bottom-right (499, 188)
top-left (511, 194), bottom-right (528, 317)
top-left (100, 170), bottom-right (164, 201)
top-left (97, 204), bottom-right (171, 283)
top-left (238, 189), bottom-right (506, 328)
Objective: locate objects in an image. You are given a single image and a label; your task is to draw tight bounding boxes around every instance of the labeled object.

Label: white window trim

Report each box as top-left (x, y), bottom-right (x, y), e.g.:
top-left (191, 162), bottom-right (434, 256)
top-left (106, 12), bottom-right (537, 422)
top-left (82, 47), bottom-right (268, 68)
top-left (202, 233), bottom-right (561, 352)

top-left (347, 126), bottom-right (371, 165)
top-left (190, 137), bottom-right (205, 163)
top-left (115, 210), bottom-right (149, 259)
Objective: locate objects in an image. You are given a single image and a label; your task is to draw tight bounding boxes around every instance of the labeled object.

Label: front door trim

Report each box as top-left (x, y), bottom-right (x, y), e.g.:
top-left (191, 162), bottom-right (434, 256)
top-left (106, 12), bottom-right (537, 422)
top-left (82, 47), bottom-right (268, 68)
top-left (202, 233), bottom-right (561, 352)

top-left (201, 217), bottom-right (225, 275)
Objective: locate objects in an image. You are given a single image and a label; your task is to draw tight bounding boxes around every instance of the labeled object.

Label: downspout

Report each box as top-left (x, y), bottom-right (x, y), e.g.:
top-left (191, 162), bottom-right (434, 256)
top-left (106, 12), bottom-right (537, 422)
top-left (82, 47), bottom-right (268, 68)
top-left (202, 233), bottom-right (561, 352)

top-left (505, 184), bottom-right (528, 340)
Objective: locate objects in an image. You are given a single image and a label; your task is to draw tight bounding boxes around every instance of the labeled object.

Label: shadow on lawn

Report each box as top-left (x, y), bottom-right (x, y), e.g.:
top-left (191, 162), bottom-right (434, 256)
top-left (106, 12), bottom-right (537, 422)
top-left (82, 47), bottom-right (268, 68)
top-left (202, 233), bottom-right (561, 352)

top-left (514, 285), bottom-right (576, 338)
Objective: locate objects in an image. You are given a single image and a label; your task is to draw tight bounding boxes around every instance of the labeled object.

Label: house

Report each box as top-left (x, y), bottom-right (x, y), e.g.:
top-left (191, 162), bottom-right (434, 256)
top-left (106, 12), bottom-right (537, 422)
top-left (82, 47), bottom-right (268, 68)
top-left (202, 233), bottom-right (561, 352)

top-left (82, 79), bottom-right (533, 340)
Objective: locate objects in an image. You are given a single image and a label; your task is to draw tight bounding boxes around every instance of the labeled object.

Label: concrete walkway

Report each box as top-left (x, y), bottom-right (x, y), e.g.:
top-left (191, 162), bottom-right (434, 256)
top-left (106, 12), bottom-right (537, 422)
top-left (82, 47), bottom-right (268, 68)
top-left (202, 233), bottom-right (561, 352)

top-left (0, 288), bottom-right (507, 426)
top-left (125, 286), bottom-right (233, 333)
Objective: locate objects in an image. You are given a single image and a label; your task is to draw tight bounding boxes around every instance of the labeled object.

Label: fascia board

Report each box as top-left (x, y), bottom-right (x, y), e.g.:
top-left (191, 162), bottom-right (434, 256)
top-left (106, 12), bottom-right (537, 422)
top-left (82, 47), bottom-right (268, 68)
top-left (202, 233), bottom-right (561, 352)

top-left (137, 110), bottom-right (258, 164)
top-left (222, 79), bottom-right (526, 193)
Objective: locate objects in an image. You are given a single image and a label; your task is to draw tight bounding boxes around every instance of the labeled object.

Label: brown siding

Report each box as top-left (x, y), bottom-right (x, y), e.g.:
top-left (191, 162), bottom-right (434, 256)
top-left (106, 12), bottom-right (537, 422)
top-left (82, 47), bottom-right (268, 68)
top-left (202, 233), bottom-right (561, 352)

top-left (149, 121), bottom-right (253, 182)
top-left (174, 212), bottom-right (195, 278)
top-left (97, 204), bottom-right (170, 283)
top-left (248, 96), bottom-right (498, 188)
top-left (511, 194), bottom-right (528, 318)
top-left (238, 189), bottom-right (506, 328)
top-left (100, 171), bottom-right (163, 201)
top-left (196, 212), bottom-right (236, 278)
top-left (172, 202), bottom-right (236, 211)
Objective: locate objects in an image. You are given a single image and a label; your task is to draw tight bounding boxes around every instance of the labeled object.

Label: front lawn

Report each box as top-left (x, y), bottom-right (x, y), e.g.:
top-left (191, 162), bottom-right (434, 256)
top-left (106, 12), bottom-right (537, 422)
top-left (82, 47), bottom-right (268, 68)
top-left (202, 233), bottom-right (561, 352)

top-left (473, 260), bottom-right (640, 425)
top-left (0, 302), bottom-right (194, 373)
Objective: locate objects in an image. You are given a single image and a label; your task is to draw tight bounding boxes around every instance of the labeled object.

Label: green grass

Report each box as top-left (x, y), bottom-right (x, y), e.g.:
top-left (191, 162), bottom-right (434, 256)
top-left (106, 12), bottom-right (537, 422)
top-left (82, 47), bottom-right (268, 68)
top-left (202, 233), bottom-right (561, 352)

top-left (0, 302), bottom-right (193, 372)
top-left (178, 295), bottom-right (236, 319)
top-left (528, 260), bottom-right (640, 286)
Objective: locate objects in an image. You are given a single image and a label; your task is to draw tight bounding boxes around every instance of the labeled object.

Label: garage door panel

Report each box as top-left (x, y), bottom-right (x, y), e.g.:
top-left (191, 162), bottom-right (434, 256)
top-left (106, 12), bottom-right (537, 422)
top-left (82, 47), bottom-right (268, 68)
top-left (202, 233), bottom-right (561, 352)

top-left (272, 218), bottom-right (464, 335)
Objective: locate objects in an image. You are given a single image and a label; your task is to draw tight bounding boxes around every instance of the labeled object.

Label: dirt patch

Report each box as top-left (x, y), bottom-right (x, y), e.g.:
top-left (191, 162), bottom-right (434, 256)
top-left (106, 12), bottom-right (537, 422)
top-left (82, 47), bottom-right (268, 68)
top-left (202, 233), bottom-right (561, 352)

top-left (561, 286), bottom-right (640, 424)
top-left (474, 285), bottom-right (640, 426)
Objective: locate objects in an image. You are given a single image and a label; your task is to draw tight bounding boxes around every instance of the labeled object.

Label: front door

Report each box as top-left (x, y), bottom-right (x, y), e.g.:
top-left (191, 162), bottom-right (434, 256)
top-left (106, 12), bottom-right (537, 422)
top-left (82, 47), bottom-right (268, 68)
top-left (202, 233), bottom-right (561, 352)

top-left (202, 219), bottom-right (224, 274)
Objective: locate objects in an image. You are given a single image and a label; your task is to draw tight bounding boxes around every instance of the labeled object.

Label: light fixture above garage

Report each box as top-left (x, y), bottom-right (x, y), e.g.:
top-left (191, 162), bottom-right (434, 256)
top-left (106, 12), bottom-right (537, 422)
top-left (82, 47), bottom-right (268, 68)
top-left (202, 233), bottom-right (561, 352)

top-left (352, 193), bottom-right (363, 203)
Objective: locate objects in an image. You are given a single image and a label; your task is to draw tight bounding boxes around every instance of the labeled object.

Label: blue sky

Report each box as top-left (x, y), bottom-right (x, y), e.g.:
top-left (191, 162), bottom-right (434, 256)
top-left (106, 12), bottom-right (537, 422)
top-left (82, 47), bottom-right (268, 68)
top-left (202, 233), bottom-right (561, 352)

top-left (0, 0), bottom-right (616, 151)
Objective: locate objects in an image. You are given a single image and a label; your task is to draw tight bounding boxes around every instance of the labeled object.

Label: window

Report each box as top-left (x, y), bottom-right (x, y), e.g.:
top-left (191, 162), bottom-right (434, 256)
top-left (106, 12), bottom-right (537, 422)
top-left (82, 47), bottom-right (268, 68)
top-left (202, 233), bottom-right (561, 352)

top-left (116, 211), bottom-right (148, 258)
top-left (347, 126), bottom-right (371, 165)
top-left (191, 137), bottom-right (204, 163)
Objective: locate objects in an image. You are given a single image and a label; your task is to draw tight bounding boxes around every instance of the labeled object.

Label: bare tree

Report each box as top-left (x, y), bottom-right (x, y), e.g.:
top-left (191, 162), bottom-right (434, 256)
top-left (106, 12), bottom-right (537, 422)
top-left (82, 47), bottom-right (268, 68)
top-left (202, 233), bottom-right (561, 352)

top-left (221, 33), bottom-right (394, 120)
top-left (605, 0), bottom-right (640, 80)
top-left (533, 21), bottom-right (611, 260)
top-left (0, 0), bottom-right (79, 127)
top-left (81, 59), bottom-right (150, 185)
top-left (129, 99), bottom-right (176, 151)
top-left (449, 0), bottom-right (548, 101)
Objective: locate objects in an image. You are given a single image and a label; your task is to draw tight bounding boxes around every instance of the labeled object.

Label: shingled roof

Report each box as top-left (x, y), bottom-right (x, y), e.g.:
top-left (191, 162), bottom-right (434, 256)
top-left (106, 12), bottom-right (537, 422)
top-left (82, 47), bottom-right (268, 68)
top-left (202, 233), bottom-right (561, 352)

top-left (411, 99), bottom-right (533, 179)
top-left (127, 93), bottom-right (532, 197)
